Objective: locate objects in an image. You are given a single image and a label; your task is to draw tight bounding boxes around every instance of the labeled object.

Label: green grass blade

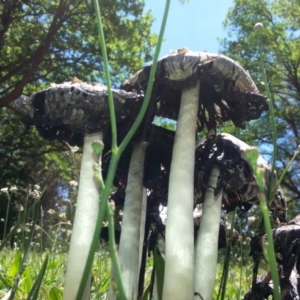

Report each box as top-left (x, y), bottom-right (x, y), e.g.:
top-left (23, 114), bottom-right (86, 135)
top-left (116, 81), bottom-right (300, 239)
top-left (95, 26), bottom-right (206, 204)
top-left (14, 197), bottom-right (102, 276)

top-left (26, 253), bottom-right (49, 300)
top-left (0, 197), bottom-right (42, 251)
top-left (8, 251), bottom-right (21, 278)
top-left (255, 25), bottom-right (277, 200)
top-left (244, 149), bottom-right (280, 300)
top-left (255, 25), bottom-right (280, 300)
top-left (153, 246), bottom-right (165, 300)
top-left (49, 287), bottom-right (63, 300)
top-left (118, 0), bottom-right (171, 154)
top-left (9, 196), bottom-right (42, 300)
top-left (93, 0), bottom-right (117, 150)
top-left (75, 1), bottom-right (171, 299)
top-left (23, 266), bottom-right (33, 294)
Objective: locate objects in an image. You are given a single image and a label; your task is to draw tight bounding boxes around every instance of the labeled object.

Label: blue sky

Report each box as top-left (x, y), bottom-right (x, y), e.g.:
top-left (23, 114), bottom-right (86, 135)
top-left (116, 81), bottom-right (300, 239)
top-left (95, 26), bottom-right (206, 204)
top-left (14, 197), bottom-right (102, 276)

top-left (144, 0), bottom-right (233, 57)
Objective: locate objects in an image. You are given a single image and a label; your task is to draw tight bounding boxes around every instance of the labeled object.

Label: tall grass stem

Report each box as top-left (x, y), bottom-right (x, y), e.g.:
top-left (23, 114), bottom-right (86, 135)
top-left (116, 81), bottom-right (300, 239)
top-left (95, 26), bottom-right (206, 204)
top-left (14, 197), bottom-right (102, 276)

top-left (75, 1), bottom-right (170, 299)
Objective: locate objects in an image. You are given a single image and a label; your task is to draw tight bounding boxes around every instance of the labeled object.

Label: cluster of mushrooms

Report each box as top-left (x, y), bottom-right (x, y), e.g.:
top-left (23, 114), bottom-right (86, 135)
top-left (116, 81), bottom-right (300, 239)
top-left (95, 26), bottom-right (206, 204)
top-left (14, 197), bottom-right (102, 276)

top-left (11, 49), bottom-right (294, 299)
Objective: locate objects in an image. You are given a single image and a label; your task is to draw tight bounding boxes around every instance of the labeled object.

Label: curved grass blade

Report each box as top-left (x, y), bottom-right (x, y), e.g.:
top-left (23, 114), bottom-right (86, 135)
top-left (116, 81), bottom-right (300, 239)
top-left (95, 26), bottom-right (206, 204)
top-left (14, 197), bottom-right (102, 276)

top-left (244, 149), bottom-right (280, 300)
top-left (0, 194), bottom-right (43, 251)
top-left (26, 253), bottom-right (49, 300)
top-left (49, 287), bottom-right (63, 300)
top-left (153, 246), bottom-right (165, 300)
top-left (75, 1), bottom-right (171, 299)
top-left (9, 195), bottom-right (42, 300)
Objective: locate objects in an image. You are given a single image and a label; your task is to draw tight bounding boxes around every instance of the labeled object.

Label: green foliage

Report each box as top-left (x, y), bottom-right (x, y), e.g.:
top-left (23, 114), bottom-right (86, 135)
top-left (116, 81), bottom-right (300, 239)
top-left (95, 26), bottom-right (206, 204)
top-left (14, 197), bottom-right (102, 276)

top-left (221, 0), bottom-right (300, 209)
top-left (27, 253), bottom-right (48, 300)
top-left (0, 246), bottom-right (257, 299)
top-left (0, 0), bottom-right (156, 235)
top-left (153, 246), bottom-right (165, 299)
top-left (0, 0), bottom-right (157, 106)
top-left (0, 247), bottom-right (113, 299)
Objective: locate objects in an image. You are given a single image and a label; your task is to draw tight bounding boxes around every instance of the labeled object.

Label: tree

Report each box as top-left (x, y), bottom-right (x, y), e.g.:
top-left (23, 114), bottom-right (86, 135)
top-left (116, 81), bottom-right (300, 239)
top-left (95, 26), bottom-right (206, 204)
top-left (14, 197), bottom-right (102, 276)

top-left (221, 0), bottom-right (300, 211)
top-left (0, 0), bottom-right (156, 107)
top-left (0, 0), bottom-right (156, 236)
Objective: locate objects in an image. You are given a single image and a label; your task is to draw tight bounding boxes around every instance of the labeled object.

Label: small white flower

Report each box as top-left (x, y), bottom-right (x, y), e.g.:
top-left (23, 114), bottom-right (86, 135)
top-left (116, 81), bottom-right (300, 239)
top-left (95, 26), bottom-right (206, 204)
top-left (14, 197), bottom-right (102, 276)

top-left (30, 190), bottom-right (41, 199)
top-left (71, 146), bottom-right (79, 153)
top-left (33, 185), bottom-right (40, 191)
top-left (254, 22), bottom-right (264, 32)
top-left (248, 216), bottom-right (256, 223)
top-left (69, 180), bottom-right (78, 187)
top-left (59, 213), bottom-right (67, 220)
top-left (16, 204), bottom-right (24, 211)
top-left (0, 187), bottom-right (8, 194)
top-left (10, 185), bottom-right (18, 192)
top-left (0, 218), bottom-right (4, 222)
top-left (47, 209), bottom-right (56, 215)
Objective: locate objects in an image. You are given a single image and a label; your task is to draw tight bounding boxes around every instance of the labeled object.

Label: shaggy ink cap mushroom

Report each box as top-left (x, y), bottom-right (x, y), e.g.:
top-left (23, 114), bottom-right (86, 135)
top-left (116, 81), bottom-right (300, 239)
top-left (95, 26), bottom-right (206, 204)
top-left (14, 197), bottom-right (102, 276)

top-left (12, 79), bottom-right (144, 146)
top-left (121, 49), bottom-right (269, 131)
top-left (195, 133), bottom-right (287, 222)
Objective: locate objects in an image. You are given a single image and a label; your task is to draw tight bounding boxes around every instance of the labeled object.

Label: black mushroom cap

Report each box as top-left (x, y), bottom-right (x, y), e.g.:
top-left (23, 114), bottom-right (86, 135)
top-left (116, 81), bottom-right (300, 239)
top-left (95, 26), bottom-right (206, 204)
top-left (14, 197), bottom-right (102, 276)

top-left (11, 51), bottom-right (269, 144)
top-left (250, 214), bottom-right (300, 275)
top-left (107, 125), bottom-right (286, 222)
top-left (194, 133), bottom-right (287, 222)
top-left (194, 134), bottom-right (257, 212)
top-left (14, 80), bottom-right (144, 145)
top-left (247, 214), bottom-right (300, 300)
top-left (121, 50), bottom-right (269, 130)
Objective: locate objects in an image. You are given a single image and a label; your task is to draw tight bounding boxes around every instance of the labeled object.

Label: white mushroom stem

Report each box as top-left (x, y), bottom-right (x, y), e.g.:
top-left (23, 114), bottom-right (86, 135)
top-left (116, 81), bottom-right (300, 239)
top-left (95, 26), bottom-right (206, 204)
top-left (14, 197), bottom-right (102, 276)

top-left (116, 142), bottom-right (149, 299)
top-left (63, 131), bottom-right (103, 300)
top-left (139, 187), bottom-right (147, 268)
top-left (162, 81), bottom-right (200, 300)
top-left (194, 165), bottom-right (222, 300)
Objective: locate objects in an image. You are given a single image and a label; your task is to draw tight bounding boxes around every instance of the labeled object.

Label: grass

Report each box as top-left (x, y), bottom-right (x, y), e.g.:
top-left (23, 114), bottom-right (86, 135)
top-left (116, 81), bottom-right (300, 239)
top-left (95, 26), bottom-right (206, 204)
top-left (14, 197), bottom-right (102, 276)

top-left (0, 244), bottom-right (259, 299)
top-left (0, 247), bottom-right (112, 299)
top-left (0, 2), bottom-right (288, 300)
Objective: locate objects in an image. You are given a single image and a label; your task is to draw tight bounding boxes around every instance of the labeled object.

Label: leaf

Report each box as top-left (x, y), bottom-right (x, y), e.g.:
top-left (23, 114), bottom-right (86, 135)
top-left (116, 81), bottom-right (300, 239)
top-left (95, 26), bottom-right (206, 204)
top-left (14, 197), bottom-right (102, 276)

top-left (26, 253), bottom-right (48, 300)
top-left (153, 246), bottom-right (165, 300)
top-left (8, 251), bottom-right (21, 277)
top-left (23, 266), bottom-right (33, 294)
top-left (49, 287), bottom-right (63, 300)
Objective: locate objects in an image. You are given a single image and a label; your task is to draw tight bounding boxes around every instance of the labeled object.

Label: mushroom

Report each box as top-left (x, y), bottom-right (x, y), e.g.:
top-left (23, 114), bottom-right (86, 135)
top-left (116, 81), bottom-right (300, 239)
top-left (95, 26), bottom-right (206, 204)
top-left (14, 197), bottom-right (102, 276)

top-left (10, 49), bottom-right (270, 299)
top-left (10, 79), bottom-right (144, 146)
top-left (10, 79), bottom-right (145, 299)
top-left (194, 133), bottom-right (287, 222)
top-left (122, 49), bottom-right (268, 299)
top-left (194, 133), bottom-right (287, 299)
